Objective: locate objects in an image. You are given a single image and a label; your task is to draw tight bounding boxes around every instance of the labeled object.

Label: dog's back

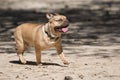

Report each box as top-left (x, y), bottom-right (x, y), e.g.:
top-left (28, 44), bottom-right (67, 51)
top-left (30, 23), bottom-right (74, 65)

top-left (14, 23), bottom-right (41, 47)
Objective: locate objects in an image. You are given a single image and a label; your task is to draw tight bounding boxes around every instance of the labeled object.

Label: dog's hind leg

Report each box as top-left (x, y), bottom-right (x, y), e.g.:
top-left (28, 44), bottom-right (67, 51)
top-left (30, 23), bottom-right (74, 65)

top-left (17, 44), bottom-right (26, 64)
top-left (35, 46), bottom-right (41, 65)
top-left (14, 30), bottom-right (27, 64)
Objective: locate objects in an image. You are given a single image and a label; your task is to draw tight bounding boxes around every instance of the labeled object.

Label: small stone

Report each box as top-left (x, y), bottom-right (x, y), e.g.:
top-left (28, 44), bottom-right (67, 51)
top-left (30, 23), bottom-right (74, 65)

top-left (25, 76), bottom-right (28, 78)
top-left (52, 78), bottom-right (55, 80)
top-left (25, 67), bottom-right (31, 70)
top-left (0, 72), bottom-right (3, 74)
top-left (84, 63), bottom-right (88, 65)
top-left (16, 75), bottom-right (19, 78)
top-left (79, 74), bottom-right (84, 79)
top-left (64, 76), bottom-right (73, 80)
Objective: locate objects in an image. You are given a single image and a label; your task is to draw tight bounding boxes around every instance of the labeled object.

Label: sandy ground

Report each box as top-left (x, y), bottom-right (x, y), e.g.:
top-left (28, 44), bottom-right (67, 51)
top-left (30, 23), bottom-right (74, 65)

top-left (0, 45), bottom-right (120, 80)
top-left (0, 0), bottom-right (120, 80)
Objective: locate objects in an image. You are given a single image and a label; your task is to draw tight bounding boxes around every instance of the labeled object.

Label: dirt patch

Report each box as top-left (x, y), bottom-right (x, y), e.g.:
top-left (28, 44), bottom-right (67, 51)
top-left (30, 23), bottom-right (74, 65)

top-left (0, 46), bottom-right (120, 80)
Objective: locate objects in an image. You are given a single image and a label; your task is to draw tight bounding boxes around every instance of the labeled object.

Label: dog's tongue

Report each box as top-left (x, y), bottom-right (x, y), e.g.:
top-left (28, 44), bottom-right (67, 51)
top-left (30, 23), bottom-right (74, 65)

top-left (61, 28), bottom-right (68, 33)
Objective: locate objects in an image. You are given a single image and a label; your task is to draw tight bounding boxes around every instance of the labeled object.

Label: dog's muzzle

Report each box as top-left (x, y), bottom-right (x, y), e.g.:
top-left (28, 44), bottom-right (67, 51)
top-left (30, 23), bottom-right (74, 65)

top-left (55, 20), bottom-right (69, 33)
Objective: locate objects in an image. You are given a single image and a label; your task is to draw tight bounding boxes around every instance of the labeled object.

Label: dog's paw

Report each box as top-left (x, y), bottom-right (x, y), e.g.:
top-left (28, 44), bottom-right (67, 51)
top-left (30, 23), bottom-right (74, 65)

top-left (64, 61), bottom-right (69, 65)
top-left (21, 60), bottom-right (27, 64)
top-left (36, 62), bottom-right (42, 66)
top-left (19, 58), bottom-right (27, 64)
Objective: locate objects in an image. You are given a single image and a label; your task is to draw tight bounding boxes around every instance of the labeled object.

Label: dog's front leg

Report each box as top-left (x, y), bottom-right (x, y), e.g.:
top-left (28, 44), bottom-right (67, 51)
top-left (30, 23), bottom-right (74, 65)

top-left (35, 46), bottom-right (41, 65)
top-left (55, 44), bottom-right (69, 65)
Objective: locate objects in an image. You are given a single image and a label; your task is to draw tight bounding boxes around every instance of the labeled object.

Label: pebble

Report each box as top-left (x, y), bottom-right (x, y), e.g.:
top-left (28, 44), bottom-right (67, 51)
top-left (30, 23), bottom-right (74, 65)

top-left (64, 76), bottom-right (73, 80)
top-left (79, 74), bottom-right (84, 79)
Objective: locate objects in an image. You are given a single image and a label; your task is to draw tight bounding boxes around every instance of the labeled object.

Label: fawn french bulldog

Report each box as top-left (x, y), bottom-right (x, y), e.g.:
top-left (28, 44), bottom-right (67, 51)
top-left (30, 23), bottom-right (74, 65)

top-left (14, 13), bottom-right (69, 65)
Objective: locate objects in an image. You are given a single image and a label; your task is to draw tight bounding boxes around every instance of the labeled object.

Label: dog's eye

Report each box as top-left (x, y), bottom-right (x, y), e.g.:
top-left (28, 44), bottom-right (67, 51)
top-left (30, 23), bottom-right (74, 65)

top-left (56, 19), bottom-right (62, 22)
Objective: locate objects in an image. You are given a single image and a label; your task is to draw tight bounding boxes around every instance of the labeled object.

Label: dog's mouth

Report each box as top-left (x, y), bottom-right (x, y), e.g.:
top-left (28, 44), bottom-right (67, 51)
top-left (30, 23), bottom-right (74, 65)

top-left (55, 25), bottom-right (69, 33)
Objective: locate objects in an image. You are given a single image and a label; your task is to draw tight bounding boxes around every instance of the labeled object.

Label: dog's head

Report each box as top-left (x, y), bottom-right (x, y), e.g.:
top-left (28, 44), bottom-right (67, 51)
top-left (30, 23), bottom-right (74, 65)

top-left (46, 13), bottom-right (69, 33)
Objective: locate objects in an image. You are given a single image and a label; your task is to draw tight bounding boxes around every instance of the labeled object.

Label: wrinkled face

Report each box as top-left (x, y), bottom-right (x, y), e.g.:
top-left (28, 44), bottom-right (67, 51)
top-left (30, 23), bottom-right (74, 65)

top-left (46, 13), bottom-right (69, 33)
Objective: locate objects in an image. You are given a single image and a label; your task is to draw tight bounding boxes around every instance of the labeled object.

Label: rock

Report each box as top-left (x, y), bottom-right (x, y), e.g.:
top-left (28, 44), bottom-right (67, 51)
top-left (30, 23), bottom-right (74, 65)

top-left (79, 74), bottom-right (84, 79)
top-left (16, 75), bottom-right (19, 78)
top-left (64, 76), bottom-right (73, 80)
top-left (0, 72), bottom-right (3, 74)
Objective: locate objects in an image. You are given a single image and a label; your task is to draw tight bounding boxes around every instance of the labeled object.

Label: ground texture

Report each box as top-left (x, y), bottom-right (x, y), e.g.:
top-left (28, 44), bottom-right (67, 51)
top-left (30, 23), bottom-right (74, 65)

top-left (0, 0), bottom-right (120, 80)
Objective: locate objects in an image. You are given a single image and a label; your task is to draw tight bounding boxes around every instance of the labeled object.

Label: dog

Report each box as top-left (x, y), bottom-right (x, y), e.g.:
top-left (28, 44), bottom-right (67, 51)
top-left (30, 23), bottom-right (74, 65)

top-left (14, 13), bottom-right (69, 65)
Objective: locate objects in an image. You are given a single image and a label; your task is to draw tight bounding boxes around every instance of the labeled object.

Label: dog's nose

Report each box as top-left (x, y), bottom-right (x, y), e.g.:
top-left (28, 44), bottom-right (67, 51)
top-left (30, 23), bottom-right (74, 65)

top-left (66, 20), bottom-right (69, 24)
top-left (64, 20), bottom-right (69, 26)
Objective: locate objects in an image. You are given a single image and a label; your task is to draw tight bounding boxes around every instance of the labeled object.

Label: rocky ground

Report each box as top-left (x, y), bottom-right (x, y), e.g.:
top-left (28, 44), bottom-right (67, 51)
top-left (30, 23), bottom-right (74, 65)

top-left (0, 0), bottom-right (120, 80)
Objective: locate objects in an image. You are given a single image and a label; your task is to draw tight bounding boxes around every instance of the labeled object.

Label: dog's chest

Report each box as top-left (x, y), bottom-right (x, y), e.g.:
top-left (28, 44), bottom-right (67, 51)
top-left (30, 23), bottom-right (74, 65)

top-left (40, 42), bottom-right (55, 51)
top-left (40, 37), bottom-right (56, 50)
top-left (41, 29), bottom-right (57, 46)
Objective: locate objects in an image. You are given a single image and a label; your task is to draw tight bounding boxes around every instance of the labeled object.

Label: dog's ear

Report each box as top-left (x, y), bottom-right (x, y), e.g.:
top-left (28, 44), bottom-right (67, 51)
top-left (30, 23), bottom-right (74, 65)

top-left (46, 13), bottom-right (54, 19)
top-left (54, 13), bottom-right (59, 15)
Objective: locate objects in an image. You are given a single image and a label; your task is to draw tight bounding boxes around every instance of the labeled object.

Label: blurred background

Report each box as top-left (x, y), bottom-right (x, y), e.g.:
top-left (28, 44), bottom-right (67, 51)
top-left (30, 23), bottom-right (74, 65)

top-left (0, 0), bottom-right (120, 53)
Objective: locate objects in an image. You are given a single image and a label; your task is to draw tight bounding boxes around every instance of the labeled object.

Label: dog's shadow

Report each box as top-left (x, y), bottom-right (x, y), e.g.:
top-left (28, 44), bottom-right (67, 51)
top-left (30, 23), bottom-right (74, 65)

top-left (9, 60), bottom-right (67, 67)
